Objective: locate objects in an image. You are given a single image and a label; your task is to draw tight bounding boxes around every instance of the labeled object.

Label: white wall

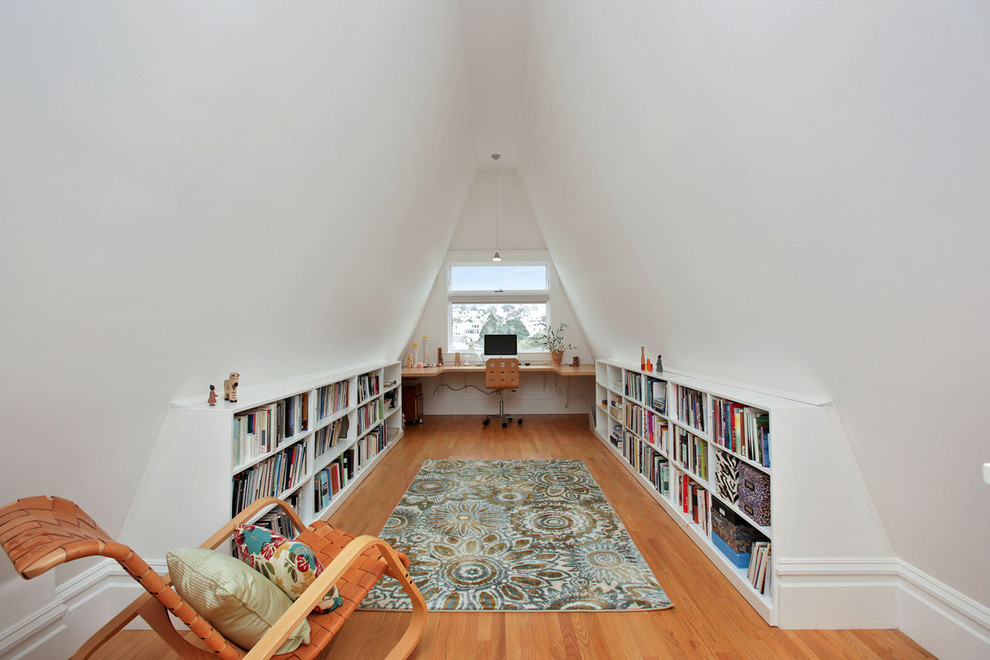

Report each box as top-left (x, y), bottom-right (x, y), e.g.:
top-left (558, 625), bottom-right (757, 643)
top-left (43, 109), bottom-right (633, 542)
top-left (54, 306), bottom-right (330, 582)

top-left (407, 169), bottom-right (594, 414)
top-left (520, 0), bottom-right (990, 614)
top-left (0, 0), bottom-right (473, 640)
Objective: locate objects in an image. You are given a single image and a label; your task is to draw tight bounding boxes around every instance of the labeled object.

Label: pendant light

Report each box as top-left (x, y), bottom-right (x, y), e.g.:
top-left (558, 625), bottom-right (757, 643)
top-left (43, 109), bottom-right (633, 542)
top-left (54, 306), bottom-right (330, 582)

top-left (492, 153), bottom-right (501, 261)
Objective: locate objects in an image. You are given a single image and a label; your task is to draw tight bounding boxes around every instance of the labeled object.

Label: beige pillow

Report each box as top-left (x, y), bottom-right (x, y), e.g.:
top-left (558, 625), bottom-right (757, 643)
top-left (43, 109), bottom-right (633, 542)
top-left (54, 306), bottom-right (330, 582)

top-left (166, 547), bottom-right (310, 654)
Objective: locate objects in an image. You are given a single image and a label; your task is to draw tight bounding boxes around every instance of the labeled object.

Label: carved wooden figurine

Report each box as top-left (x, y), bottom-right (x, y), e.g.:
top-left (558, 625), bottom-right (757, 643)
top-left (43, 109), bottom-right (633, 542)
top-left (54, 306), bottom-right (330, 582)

top-left (438, 347), bottom-right (444, 366)
top-left (223, 372), bottom-right (239, 402)
top-left (571, 356), bottom-right (581, 367)
top-left (454, 352), bottom-right (461, 366)
top-left (406, 352), bottom-right (414, 369)
top-left (208, 385), bottom-right (217, 406)
top-left (641, 346), bottom-right (646, 370)
top-left (656, 354), bottom-right (663, 373)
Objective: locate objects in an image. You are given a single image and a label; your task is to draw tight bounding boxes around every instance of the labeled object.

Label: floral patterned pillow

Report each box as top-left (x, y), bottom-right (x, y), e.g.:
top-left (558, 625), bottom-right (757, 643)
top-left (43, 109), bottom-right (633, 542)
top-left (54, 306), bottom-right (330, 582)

top-left (233, 524), bottom-right (342, 614)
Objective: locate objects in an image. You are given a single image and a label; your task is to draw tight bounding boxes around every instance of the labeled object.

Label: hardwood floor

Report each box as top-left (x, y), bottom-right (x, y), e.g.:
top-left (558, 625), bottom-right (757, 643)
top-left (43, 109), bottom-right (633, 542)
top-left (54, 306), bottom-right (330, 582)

top-left (94, 415), bottom-right (933, 659)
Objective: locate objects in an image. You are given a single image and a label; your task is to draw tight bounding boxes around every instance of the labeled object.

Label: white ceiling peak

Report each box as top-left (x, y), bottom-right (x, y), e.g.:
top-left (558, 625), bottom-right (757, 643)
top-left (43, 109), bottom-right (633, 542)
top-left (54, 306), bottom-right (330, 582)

top-left (460, 0), bottom-right (532, 169)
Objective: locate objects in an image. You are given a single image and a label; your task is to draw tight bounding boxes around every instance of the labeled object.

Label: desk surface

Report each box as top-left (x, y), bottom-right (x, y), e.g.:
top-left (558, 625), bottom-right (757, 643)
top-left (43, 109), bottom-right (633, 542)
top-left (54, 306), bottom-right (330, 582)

top-left (402, 363), bottom-right (596, 378)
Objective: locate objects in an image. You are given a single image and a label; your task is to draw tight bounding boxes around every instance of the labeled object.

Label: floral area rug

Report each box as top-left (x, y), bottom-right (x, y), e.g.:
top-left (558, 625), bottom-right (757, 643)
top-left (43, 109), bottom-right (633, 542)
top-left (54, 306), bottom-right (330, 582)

top-left (360, 459), bottom-right (673, 611)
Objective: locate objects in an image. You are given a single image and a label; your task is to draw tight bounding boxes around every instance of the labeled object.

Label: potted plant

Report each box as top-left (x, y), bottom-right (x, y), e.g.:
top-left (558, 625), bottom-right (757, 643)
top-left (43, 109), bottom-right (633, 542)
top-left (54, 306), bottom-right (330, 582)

top-left (535, 322), bottom-right (575, 365)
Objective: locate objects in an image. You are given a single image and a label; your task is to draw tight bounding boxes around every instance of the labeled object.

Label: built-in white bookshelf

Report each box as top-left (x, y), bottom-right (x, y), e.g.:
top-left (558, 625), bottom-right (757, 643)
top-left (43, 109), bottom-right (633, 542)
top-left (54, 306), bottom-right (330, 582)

top-left (122, 361), bottom-right (404, 559)
top-left (229, 362), bottom-right (403, 523)
top-left (593, 359), bottom-right (890, 627)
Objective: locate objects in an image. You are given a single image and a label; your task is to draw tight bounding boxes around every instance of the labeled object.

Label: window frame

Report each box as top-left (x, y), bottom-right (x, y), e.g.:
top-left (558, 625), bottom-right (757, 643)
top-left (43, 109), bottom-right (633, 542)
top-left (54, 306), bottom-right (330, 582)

top-left (445, 251), bottom-right (557, 356)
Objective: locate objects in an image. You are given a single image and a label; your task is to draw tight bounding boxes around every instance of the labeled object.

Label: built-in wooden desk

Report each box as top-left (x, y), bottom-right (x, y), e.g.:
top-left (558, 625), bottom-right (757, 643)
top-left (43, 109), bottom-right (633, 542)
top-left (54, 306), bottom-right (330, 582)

top-left (401, 363), bottom-right (596, 379)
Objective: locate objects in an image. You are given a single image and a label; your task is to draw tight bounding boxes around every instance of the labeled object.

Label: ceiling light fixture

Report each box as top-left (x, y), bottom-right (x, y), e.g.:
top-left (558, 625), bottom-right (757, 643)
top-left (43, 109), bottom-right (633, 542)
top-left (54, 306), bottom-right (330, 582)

top-left (491, 153), bottom-right (501, 262)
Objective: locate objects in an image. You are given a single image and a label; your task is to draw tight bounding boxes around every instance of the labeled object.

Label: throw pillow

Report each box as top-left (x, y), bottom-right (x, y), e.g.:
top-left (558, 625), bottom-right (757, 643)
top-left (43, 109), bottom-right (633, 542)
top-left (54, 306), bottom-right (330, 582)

top-left (234, 524), bottom-right (343, 614)
top-left (166, 547), bottom-right (309, 654)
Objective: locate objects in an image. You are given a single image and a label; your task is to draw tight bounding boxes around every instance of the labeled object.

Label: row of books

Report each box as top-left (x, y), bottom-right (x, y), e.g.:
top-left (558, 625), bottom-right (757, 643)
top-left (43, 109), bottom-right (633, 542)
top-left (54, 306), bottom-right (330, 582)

top-left (314, 416), bottom-right (349, 457)
top-left (646, 377), bottom-right (667, 414)
top-left (232, 403), bottom-right (282, 467)
top-left (251, 504), bottom-right (296, 538)
top-left (231, 441), bottom-right (309, 516)
top-left (748, 541), bottom-right (771, 594)
top-left (316, 380), bottom-right (349, 422)
top-left (358, 398), bottom-right (384, 434)
top-left (673, 384), bottom-right (707, 433)
top-left (624, 401), bottom-right (643, 437)
top-left (712, 398), bottom-right (771, 468)
top-left (624, 371), bottom-right (642, 400)
top-left (282, 392), bottom-right (309, 439)
top-left (674, 427), bottom-right (709, 480)
top-left (623, 431), bottom-right (639, 467)
top-left (312, 453), bottom-right (353, 513)
top-left (675, 472), bottom-right (710, 534)
top-left (609, 423), bottom-right (623, 449)
top-left (644, 411), bottom-right (669, 452)
top-left (636, 440), bottom-right (670, 497)
top-left (358, 372), bottom-right (380, 402)
top-left (355, 426), bottom-right (390, 469)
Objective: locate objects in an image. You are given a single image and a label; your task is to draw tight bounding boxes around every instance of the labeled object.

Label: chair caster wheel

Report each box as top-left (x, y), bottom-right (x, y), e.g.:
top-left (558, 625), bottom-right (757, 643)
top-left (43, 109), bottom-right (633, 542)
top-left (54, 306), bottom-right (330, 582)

top-left (502, 422), bottom-right (508, 428)
top-left (483, 419), bottom-right (490, 426)
top-left (518, 419), bottom-right (523, 424)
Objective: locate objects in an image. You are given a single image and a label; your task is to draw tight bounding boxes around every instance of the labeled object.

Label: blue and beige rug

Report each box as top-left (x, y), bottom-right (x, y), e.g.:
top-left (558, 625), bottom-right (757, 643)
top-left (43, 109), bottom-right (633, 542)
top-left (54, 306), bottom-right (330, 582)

top-left (361, 459), bottom-right (673, 611)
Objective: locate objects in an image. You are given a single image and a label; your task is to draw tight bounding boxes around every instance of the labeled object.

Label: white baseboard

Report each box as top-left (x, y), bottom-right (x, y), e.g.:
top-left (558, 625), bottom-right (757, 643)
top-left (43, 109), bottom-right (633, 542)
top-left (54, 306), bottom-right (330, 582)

top-left (775, 557), bottom-right (990, 658)
top-left (775, 558), bottom-right (901, 629)
top-left (0, 559), bottom-right (164, 660)
top-left (4, 541), bottom-right (987, 660)
top-left (898, 561), bottom-right (990, 660)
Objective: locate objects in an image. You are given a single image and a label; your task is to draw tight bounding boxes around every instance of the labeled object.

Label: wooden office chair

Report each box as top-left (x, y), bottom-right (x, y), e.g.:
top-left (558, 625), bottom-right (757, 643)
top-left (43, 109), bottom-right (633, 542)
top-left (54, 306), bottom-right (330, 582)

top-left (482, 357), bottom-right (523, 428)
top-left (0, 495), bottom-right (427, 660)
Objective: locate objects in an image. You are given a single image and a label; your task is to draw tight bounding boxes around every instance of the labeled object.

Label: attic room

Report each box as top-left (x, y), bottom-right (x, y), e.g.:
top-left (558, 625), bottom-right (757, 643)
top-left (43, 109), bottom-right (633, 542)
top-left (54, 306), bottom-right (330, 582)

top-left (0, 2), bottom-right (987, 659)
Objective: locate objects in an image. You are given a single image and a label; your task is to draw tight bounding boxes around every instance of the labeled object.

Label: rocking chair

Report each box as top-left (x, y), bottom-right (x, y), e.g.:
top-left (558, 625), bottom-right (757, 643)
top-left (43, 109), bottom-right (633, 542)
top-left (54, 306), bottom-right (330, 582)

top-left (0, 495), bottom-right (427, 659)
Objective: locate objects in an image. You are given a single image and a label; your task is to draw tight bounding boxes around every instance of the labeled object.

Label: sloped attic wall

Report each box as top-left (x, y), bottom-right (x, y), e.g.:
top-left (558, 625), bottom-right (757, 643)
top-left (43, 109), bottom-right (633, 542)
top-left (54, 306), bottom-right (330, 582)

top-left (520, 1), bottom-right (990, 611)
top-left (0, 0), bottom-right (472, 628)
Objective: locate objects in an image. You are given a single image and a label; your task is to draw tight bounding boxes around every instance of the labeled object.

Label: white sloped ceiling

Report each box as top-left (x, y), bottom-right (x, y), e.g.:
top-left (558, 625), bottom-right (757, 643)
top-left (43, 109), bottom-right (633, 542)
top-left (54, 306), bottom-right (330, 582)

top-left (518, 1), bottom-right (990, 607)
top-left (0, 0), bottom-right (474, 579)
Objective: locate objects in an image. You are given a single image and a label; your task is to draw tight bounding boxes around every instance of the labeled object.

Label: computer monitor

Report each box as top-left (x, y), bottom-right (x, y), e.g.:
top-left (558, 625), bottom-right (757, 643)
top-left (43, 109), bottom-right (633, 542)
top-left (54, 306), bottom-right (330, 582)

top-left (483, 333), bottom-right (518, 357)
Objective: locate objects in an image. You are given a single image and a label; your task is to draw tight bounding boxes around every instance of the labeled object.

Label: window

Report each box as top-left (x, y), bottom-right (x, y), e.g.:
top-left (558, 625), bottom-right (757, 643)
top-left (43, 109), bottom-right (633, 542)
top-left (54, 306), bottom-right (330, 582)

top-left (451, 302), bottom-right (547, 352)
top-left (447, 256), bottom-right (552, 353)
top-left (450, 265), bottom-right (547, 291)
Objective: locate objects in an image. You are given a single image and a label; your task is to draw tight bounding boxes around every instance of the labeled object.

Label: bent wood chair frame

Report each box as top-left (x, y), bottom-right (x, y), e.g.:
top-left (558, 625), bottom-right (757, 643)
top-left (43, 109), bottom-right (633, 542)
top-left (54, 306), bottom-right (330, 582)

top-left (0, 495), bottom-right (427, 660)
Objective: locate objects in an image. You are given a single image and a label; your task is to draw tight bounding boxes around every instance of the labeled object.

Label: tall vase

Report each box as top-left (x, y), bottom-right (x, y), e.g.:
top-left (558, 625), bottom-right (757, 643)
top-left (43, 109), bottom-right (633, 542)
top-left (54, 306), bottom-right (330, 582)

top-left (550, 350), bottom-right (564, 365)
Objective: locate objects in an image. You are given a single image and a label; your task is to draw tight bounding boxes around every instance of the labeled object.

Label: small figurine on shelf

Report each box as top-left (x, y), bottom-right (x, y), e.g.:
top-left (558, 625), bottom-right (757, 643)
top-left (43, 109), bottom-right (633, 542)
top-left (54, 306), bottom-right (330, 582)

top-left (641, 346), bottom-right (646, 370)
top-left (438, 347), bottom-right (444, 366)
top-left (656, 354), bottom-right (664, 373)
top-left (223, 372), bottom-right (239, 402)
top-left (208, 385), bottom-right (217, 406)
top-left (406, 352), bottom-right (414, 369)
top-left (454, 352), bottom-right (461, 366)
top-left (646, 359), bottom-right (652, 372)
top-left (571, 356), bottom-right (581, 367)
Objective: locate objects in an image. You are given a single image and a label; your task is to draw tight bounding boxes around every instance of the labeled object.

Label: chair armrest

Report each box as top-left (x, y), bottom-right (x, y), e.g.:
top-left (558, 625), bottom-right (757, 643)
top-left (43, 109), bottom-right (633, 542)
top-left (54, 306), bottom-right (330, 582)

top-left (200, 497), bottom-right (307, 551)
top-left (244, 535), bottom-right (395, 660)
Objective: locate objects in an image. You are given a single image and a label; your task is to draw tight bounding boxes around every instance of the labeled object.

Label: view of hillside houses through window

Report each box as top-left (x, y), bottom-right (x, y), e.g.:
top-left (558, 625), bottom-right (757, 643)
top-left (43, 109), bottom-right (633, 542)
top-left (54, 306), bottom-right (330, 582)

top-left (449, 263), bottom-right (550, 353)
top-left (451, 303), bottom-right (547, 352)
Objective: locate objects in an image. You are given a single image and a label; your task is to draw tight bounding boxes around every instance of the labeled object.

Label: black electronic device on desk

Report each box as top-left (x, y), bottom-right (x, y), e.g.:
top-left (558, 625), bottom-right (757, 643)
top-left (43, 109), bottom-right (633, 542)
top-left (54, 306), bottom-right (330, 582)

top-left (483, 333), bottom-right (518, 357)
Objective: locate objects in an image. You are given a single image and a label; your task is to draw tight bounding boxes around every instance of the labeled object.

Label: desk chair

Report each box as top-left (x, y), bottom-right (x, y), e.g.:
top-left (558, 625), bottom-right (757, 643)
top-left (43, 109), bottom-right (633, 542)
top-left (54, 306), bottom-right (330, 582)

top-left (483, 358), bottom-right (523, 428)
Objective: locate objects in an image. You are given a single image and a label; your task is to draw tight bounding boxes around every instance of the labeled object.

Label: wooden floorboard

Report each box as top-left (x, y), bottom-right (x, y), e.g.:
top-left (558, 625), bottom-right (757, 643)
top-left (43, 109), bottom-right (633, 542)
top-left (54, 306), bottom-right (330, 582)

top-left (92, 415), bottom-right (933, 659)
